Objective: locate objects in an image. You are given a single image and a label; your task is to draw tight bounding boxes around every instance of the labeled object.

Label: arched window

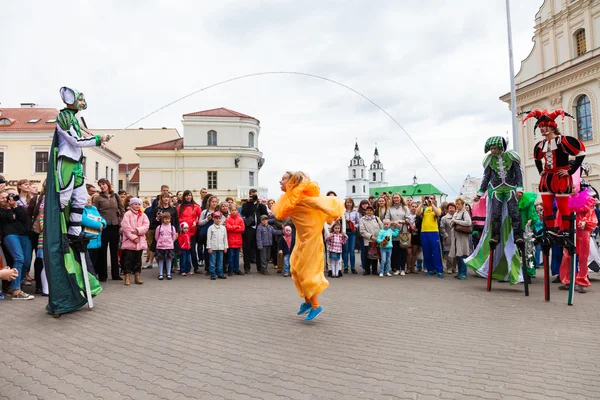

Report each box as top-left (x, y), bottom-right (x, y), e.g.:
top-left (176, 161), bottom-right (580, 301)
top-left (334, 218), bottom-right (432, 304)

top-left (575, 29), bottom-right (586, 57)
top-left (248, 132), bottom-right (255, 147)
top-left (576, 95), bottom-right (593, 141)
top-left (372, 173), bottom-right (376, 182)
top-left (352, 169), bottom-right (356, 178)
top-left (361, 169), bottom-right (364, 178)
top-left (352, 185), bottom-right (356, 194)
top-left (207, 130), bottom-right (217, 146)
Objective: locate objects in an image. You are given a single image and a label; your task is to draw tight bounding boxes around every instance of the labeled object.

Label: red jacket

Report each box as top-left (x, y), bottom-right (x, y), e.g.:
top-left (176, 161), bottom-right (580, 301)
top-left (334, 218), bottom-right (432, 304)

top-left (226, 213), bottom-right (245, 248)
top-left (177, 203), bottom-right (202, 236)
top-left (178, 231), bottom-right (192, 251)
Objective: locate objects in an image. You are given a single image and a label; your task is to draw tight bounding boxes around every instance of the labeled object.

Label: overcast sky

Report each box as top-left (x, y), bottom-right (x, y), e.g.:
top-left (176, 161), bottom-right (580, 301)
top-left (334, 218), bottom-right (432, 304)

top-left (1, 0), bottom-right (544, 199)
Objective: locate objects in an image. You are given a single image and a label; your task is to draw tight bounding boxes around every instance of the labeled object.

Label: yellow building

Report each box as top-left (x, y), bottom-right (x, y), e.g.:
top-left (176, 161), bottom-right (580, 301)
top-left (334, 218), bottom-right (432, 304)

top-left (0, 106), bottom-right (121, 190)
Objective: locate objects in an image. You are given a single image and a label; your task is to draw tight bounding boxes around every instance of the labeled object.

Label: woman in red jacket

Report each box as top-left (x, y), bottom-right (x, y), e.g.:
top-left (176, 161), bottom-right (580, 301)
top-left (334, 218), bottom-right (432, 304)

top-left (225, 203), bottom-right (245, 276)
top-left (177, 190), bottom-right (202, 273)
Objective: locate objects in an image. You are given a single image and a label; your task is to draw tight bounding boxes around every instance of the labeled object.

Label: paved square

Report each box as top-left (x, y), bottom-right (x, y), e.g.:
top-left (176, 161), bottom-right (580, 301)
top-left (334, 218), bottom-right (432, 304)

top-left (2, 266), bottom-right (600, 400)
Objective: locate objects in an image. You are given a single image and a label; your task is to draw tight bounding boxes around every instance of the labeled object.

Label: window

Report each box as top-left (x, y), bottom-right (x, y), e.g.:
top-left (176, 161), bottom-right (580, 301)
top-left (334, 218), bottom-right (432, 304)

top-left (363, 185), bottom-right (366, 193)
top-left (208, 171), bottom-right (217, 190)
top-left (0, 118), bottom-right (11, 125)
top-left (576, 95), bottom-right (593, 141)
top-left (352, 185), bottom-right (356, 194)
top-left (27, 118), bottom-right (41, 123)
top-left (46, 119), bottom-right (56, 123)
top-left (111, 168), bottom-right (114, 185)
top-left (105, 166), bottom-right (109, 179)
top-left (381, 173), bottom-right (383, 181)
top-left (0, 151), bottom-right (4, 173)
top-left (207, 130), bottom-right (217, 146)
top-left (249, 171), bottom-right (255, 186)
top-left (119, 180), bottom-right (124, 191)
top-left (248, 132), bottom-right (255, 147)
top-left (95, 162), bottom-right (99, 180)
top-left (361, 169), bottom-right (364, 178)
top-left (352, 169), bottom-right (356, 178)
top-left (372, 173), bottom-right (376, 182)
top-left (81, 156), bottom-right (87, 176)
top-left (35, 151), bottom-right (48, 173)
top-left (575, 29), bottom-right (586, 56)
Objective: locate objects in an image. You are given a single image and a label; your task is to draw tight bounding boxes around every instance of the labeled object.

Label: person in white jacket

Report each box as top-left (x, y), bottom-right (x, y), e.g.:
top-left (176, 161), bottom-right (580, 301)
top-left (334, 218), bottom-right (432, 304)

top-left (206, 211), bottom-right (228, 280)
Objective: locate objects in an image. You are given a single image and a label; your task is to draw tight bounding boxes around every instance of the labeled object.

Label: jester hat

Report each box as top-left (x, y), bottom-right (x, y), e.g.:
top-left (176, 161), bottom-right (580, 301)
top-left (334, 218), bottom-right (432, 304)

top-left (521, 109), bottom-right (572, 132)
top-left (59, 87), bottom-right (87, 110)
top-left (484, 136), bottom-right (507, 153)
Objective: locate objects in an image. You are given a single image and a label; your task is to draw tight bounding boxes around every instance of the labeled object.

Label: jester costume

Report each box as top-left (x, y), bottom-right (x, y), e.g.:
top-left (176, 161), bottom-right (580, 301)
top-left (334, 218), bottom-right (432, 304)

top-left (518, 192), bottom-right (542, 277)
top-left (44, 87), bottom-right (106, 315)
top-left (466, 136), bottom-right (524, 284)
top-left (522, 109), bottom-right (585, 241)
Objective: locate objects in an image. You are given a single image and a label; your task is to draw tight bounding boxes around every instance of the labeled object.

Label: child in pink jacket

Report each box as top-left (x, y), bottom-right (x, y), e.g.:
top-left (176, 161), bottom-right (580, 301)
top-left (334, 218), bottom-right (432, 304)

top-left (120, 198), bottom-right (150, 286)
top-left (155, 212), bottom-right (178, 280)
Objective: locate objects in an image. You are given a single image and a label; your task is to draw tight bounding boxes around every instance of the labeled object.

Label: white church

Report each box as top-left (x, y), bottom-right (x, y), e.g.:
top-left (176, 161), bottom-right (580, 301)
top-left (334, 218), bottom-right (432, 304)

top-left (345, 142), bottom-right (388, 201)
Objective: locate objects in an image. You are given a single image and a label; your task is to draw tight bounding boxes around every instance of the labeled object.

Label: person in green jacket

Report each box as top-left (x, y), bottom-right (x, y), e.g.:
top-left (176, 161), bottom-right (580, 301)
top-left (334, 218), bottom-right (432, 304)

top-left (517, 192), bottom-right (542, 277)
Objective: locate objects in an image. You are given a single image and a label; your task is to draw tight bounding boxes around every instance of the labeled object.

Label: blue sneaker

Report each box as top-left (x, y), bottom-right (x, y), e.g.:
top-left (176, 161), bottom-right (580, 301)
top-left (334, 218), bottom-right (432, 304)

top-left (438, 272), bottom-right (444, 278)
top-left (426, 270), bottom-right (436, 276)
top-left (0, 291), bottom-right (4, 300)
top-left (297, 302), bottom-right (312, 315)
top-left (305, 306), bottom-right (323, 321)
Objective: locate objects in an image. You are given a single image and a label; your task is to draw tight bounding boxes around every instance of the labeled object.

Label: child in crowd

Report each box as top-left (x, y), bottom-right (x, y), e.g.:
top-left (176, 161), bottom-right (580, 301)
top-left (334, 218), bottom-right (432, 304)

top-left (155, 213), bottom-right (177, 280)
top-left (178, 222), bottom-right (193, 276)
top-left (225, 204), bottom-right (245, 276)
top-left (256, 215), bottom-right (282, 275)
top-left (82, 195), bottom-right (106, 276)
top-left (120, 198), bottom-right (150, 286)
top-left (278, 225), bottom-right (295, 277)
top-left (207, 211), bottom-right (228, 280)
top-left (325, 222), bottom-right (347, 278)
top-left (377, 219), bottom-right (400, 277)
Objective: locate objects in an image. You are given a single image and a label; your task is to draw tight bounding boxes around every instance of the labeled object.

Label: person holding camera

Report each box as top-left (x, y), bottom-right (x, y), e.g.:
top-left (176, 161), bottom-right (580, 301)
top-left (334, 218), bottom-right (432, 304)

top-left (416, 195), bottom-right (444, 278)
top-left (0, 191), bottom-right (34, 299)
top-left (241, 189), bottom-right (268, 274)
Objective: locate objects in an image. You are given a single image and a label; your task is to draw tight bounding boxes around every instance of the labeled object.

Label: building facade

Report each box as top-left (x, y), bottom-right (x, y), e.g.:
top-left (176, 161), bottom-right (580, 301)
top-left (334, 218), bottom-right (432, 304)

top-left (135, 108), bottom-right (267, 200)
top-left (370, 175), bottom-right (447, 204)
top-left (369, 146), bottom-right (388, 190)
top-left (0, 106), bottom-right (121, 190)
top-left (345, 142), bottom-right (369, 201)
top-left (501, 0), bottom-right (600, 191)
top-left (458, 174), bottom-right (483, 204)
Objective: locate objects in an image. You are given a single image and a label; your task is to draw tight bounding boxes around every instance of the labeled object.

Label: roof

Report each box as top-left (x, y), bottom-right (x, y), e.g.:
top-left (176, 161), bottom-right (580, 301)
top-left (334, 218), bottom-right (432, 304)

top-left (129, 168), bottom-right (140, 184)
top-left (118, 163), bottom-right (139, 173)
top-left (135, 137), bottom-right (183, 151)
top-left (183, 107), bottom-right (259, 124)
top-left (0, 108), bottom-right (58, 131)
top-left (370, 183), bottom-right (446, 197)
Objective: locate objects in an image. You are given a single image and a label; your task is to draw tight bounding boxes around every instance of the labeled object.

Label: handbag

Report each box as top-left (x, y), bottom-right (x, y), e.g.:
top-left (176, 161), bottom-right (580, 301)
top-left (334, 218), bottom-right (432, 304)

top-left (367, 242), bottom-right (380, 260)
top-left (347, 219), bottom-right (357, 232)
top-left (399, 232), bottom-right (411, 248)
top-left (454, 211), bottom-right (473, 233)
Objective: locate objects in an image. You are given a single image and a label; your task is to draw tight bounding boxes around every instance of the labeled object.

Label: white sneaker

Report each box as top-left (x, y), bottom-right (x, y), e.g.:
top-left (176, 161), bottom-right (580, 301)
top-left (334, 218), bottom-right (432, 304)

top-left (400, 271), bottom-right (406, 276)
top-left (385, 273), bottom-right (392, 277)
top-left (379, 273), bottom-right (384, 278)
top-left (393, 270), bottom-right (401, 276)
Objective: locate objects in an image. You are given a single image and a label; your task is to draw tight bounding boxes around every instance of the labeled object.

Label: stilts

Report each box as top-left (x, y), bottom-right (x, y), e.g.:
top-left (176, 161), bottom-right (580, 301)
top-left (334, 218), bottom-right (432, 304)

top-left (487, 241), bottom-right (497, 292)
top-left (564, 213), bottom-right (577, 306)
top-left (517, 242), bottom-right (529, 296)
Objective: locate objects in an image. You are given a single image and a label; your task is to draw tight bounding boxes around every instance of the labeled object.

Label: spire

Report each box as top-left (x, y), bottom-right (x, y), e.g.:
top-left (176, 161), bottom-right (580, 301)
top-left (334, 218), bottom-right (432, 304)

top-left (373, 144), bottom-right (380, 161)
top-left (354, 140), bottom-right (360, 157)
top-left (412, 174), bottom-right (418, 186)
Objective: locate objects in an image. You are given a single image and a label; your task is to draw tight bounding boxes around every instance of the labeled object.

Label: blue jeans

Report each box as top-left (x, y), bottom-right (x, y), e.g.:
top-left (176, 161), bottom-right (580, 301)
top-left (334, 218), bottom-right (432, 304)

top-left (534, 245), bottom-right (542, 268)
top-left (420, 232), bottom-right (444, 273)
top-left (456, 255), bottom-right (467, 277)
top-left (209, 250), bottom-right (224, 277)
top-left (180, 250), bottom-right (191, 274)
top-left (380, 248), bottom-right (392, 274)
top-left (359, 240), bottom-right (367, 271)
top-left (4, 234), bottom-right (32, 292)
top-left (228, 248), bottom-right (241, 273)
top-left (342, 231), bottom-right (357, 270)
top-left (283, 254), bottom-right (291, 274)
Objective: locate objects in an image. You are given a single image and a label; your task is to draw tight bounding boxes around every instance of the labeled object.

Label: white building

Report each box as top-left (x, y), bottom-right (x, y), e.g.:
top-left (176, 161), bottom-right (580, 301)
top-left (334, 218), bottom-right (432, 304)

top-left (345, 141), bottom-right (369, 201)
top-left (369, 145), bottom-right (388, 190)
top-left (458, 174), bottom-right (482, 204)
top-left (135, 108), bottom-right (267, 200)
top-left (501, 0), bottom-right (600, 191)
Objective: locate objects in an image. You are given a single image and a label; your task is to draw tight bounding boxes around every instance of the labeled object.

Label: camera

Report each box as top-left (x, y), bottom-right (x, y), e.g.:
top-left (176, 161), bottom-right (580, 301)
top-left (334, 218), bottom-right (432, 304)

top-left (7, 193), bottom-right (20, 202)
top-left (250, 194), bottom-right (258, 202)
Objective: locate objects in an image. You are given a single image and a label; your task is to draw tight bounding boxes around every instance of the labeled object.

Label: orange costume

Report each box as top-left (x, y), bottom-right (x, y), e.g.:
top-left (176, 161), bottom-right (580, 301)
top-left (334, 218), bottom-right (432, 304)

top-left (272, 177), bottom-right (344, 317)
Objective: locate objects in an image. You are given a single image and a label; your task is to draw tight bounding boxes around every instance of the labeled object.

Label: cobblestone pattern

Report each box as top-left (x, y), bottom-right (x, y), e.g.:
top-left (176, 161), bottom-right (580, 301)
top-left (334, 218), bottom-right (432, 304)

top-left (2, 265), bottom-right (600, 399)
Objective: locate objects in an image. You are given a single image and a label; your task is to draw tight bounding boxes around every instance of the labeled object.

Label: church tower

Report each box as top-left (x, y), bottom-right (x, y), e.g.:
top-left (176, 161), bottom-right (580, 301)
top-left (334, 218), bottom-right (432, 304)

top-left (369, 145), bottom-right (388, 191)
top-left (345, 141), bottom-right (369, 201)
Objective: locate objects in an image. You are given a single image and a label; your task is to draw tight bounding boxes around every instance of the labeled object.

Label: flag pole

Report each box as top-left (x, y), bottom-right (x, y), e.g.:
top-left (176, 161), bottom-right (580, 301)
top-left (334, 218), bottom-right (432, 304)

top-left (506, 0), bottom-right (519, 153)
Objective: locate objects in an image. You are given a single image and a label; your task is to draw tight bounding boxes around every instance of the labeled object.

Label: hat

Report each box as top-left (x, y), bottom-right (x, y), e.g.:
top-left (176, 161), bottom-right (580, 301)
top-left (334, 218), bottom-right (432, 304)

top-left (522, 109), bottom-right (573, 132)
top-left (484, 136), bottom-right (507, 153)
top-left (365, 205), bottom-right (375, 211)
top-left (212, 211), bottom-right (222, 218)
top-left (180, 222), bottom-right (189, 229)
top-left (130, 198), bottom-right (142, 206)
top-left (283, 226), bottom-right (292, 234)
top-left (260, 215), bottom-right (269, 221)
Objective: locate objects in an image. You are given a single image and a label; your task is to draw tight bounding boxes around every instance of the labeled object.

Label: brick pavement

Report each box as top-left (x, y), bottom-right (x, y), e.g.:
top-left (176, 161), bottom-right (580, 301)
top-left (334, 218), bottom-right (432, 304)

top-left (2, 263), bottom-right (600, 400)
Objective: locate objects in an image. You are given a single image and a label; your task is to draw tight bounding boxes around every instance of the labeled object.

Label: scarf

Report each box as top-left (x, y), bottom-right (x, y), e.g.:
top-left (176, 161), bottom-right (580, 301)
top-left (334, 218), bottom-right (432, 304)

top-left (284, 234), bottom-right (292, 249)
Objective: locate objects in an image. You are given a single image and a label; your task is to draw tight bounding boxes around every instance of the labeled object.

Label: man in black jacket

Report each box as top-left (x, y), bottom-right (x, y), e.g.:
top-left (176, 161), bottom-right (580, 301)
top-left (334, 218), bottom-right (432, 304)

top-left (241, 189), bottom-right (268, 273)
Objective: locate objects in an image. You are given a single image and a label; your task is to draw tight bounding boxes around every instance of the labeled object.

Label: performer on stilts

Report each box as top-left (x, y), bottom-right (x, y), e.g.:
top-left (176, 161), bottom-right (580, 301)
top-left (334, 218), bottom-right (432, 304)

top-left (44, 87), bottom-right (111, 315)
top-left (466, 136), bottom-right (524, 284)
top-left (518, 191), bottom-right (542, 280)
top-left (272, 171), bottom-right (344, 321)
